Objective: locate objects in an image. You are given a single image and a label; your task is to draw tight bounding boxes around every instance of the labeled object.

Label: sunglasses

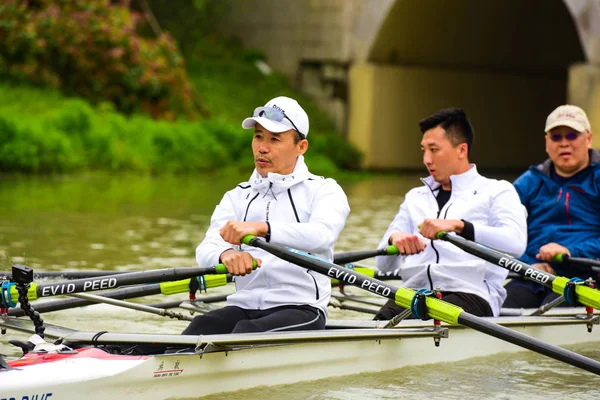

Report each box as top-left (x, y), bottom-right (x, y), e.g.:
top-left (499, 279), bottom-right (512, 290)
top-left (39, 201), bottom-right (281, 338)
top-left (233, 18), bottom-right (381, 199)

top-left (252, 107), bottom-right (305, 139)
top-left (548, 131), bottom-right (581, 142)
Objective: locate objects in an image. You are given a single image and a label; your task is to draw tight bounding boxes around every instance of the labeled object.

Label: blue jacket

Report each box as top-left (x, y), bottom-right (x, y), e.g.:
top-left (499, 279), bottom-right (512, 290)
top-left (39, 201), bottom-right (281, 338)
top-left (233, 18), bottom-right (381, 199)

top-left (513, 149), bottom-right (600, 279)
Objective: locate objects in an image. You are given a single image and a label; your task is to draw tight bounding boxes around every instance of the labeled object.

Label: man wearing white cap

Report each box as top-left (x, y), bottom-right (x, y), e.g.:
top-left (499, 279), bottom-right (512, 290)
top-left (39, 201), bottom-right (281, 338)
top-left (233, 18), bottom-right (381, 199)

top-left (182, 96), bottom-right (350, 335)
top-left (504, 105), bottom-right (600, 309)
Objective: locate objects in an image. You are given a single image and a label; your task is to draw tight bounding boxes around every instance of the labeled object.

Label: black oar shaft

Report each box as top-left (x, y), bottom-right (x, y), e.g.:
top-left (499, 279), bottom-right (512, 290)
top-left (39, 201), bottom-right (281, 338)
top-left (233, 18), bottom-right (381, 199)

top-left (34, 266), bottom-right (219, 298)
top-left (438, 233), bottom-right (557, 286)
top-left (459, 313), bottom-right (600, 374)
top-left (244, 236), bottom-right (600, 376)
top-left (8, 284), bottom-right (161, 316)
top-left (247, 238), bottom-right (399, 301)
top-left (562, 255), bottom-right (600, 270)
top-left (334, 249), bottom-right (387, 265)
top-left (333, 246), bottom-right (399, 265)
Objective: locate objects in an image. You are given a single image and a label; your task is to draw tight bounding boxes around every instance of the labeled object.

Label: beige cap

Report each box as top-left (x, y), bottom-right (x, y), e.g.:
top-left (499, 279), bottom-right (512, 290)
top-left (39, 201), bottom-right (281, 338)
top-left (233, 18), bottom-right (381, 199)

top-left (545, 105), bottom-right (591, 133)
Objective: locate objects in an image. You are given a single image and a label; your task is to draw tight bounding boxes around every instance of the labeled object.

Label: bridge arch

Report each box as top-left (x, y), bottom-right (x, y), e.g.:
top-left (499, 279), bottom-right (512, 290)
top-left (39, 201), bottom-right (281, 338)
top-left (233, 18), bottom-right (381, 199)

top-left (349, 0), bottom-right (586, 170)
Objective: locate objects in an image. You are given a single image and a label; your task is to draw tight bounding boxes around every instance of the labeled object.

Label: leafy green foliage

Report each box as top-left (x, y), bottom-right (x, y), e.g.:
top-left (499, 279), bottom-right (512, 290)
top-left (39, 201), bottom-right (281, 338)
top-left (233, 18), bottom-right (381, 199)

top-left (0, 2), bottom-right (363, 174)
top-left (0, 0), bottom-right (197, 119)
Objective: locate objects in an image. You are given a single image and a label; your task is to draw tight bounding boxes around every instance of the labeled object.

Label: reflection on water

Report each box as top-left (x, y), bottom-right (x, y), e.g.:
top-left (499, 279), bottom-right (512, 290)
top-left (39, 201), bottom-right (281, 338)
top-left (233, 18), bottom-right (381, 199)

top-left (0, 172), bottom-right (597, 399)
top-left (199, 341), bottom-right (600, 400)
top-left (0, 173), bottom-right (421, 271)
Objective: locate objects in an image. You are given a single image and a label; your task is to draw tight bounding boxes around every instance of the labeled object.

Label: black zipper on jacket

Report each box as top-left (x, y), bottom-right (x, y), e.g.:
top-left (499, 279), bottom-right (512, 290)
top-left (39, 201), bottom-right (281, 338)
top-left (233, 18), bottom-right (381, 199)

top-left (243, 193), bottom-right (260, 221)
top-left (430, 209), bottom-right (442, 263)
top-left (307, 270), bottom-right (320, 300)
top-left (287, 188), bottom-right (300, 222)
top-left (426, 264), bottom-right (434, 290)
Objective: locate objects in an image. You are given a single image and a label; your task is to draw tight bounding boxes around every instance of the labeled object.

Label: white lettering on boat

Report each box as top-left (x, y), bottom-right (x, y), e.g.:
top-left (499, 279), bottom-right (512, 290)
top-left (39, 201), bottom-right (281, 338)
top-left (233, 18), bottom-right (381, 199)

top-left (361, 279), bottom-right (391, 297)
top-left (524, 268), bottom-right (550, 284)
top-left (41, 283), bottom-right (76, 297)
top-left (82, 278), bottom-right (118, 292)
top-left (327, 267), bottom-right (357, 284)
top-left (498, 257), bottom-right (523, 273)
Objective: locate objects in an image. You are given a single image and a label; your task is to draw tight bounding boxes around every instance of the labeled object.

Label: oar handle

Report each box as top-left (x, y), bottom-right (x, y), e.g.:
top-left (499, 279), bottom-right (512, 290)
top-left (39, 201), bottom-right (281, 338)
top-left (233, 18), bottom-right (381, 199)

top-left (553, 253), bottom-right (600, 270)
top-left (214, 260), bottom-right (258, 274)
top-left (386, 245), bottom-right (399, 255)
top-left (332, 246), bottom-right (400, 265)
top-left (553, 253), bottom-right (568, 263)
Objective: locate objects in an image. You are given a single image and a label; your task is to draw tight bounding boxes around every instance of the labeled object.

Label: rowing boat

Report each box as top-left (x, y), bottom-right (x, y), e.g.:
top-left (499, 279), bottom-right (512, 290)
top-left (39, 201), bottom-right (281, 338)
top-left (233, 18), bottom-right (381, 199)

top-left (1, 308), bottom-right (598, 400)
top-left (3, 236), bottom-right (600, 399)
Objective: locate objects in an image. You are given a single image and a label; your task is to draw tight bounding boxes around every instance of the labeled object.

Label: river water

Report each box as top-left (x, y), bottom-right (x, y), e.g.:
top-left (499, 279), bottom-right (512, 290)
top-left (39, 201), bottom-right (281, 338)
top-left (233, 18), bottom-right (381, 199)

top-left (1, 173), bottom-right (599, 399)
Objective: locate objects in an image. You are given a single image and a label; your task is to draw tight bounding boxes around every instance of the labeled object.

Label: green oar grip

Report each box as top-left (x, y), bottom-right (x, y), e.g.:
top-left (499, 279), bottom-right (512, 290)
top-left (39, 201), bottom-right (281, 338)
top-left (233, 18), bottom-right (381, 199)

top-left (214, 260), bottom-right (258, 275)
top-left (242, 234), bottom-right (256, 245)
top-left (553, 253), bottom-right (566, 263)
top-left (386, 245), bottom-right (399, 255)
top-left (435, 231), bottom-right (447, 240)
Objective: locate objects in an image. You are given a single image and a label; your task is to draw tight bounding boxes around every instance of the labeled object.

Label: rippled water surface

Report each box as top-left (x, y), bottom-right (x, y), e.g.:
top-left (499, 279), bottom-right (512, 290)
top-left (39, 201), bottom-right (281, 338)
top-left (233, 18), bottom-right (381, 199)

top-left (1, 172), bottom-right (598, 399)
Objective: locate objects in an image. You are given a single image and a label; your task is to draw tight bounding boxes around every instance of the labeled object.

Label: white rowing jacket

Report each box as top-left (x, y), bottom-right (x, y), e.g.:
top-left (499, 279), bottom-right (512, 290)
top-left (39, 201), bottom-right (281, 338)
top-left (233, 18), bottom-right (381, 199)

top-left (196, 155), bottom-right (350, 316)
top-left (376, 165), bottom-right (527, 316)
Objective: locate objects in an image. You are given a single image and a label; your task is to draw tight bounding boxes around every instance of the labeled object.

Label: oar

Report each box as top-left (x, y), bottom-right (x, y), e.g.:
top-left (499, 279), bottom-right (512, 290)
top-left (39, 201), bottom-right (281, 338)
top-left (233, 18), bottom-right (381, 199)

top-left (333, 246), bottom-right (399, 265)
top-left (554, 254), bottom-right (600, 272)
top-left (7, 283), bottom-right (230, 317)
top-left (1, 265), bottom-right (401, 290)
top-left (241, 234), bottom-right (600, 376)
top-left (5, 262), bottom-right (255, 304)
top-left (0, 247), bottom-right (400, 281)
top-left (435, 233), bottom-right (600, 310)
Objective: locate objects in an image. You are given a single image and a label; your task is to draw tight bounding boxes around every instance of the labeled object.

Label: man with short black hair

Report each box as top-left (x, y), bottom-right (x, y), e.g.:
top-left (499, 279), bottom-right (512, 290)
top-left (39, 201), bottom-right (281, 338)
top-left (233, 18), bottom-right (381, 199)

top-left (374, 108), bottom-right (527, 319)
top-left (182, 96), bottom-right (350, 335)
top-left (503, 105), bottom-right (600, 309)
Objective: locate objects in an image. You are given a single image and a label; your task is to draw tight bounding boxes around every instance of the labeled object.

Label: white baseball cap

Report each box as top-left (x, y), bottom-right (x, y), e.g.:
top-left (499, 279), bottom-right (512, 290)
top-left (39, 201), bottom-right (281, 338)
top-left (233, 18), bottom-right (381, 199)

top-left (545, 105), bottom-right (591, 133)
top-left (242, 96), bottom-right (309, 137)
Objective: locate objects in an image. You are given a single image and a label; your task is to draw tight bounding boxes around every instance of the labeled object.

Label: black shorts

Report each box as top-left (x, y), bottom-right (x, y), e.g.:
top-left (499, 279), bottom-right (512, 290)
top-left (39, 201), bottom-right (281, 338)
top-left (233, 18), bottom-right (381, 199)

top-left (182, 304), bottom-right (326, 335)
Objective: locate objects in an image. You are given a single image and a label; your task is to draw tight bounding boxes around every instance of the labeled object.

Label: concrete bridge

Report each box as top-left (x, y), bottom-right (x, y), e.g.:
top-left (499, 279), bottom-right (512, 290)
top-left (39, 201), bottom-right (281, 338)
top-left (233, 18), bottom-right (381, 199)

top-left (224, 0), bottom-right (600, 170)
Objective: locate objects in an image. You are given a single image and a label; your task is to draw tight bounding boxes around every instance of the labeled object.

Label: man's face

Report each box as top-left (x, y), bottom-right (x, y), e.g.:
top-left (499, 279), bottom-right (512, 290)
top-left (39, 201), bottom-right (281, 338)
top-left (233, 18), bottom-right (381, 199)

top-left (252, 123), bottom-right (308, 177)
top-left (545, 125), bottom-right (592, 177)
top-left (421, 126), bottom-right (467, 187)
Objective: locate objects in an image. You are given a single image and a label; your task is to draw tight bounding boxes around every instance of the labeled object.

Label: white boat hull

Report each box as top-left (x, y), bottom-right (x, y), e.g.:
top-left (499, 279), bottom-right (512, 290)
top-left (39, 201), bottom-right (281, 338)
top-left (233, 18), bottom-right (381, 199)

top-left (2, 314), bottom-right (599, 400)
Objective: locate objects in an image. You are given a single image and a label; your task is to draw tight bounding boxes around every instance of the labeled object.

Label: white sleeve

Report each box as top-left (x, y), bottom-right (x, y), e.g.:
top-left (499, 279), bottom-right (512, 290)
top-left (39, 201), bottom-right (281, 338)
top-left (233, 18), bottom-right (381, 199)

top-left (473, 183), bottom-right (528, 258)
top-left (195, 191), bottom-right (238, 268)
top-left (375, 199), bottom-right (412, 272)
top-left (268, 180), bottom-right (350, 253)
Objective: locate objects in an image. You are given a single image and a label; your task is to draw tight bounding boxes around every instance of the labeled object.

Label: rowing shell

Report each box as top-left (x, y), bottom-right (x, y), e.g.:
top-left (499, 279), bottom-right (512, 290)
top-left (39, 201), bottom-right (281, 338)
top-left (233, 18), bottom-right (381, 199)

top-left (1, 310), bottom-right (598, 400)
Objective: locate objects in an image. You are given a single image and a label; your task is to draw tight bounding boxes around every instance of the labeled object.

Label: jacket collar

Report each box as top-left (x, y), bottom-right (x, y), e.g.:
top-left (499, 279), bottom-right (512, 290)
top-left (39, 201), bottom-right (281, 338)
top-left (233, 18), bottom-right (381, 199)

top-left (535, 148), bottom-right (600, 177)
top-left (249, 155), bottom-right (310, 194)
top-left (421, 164), bottom-right (480, 192)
